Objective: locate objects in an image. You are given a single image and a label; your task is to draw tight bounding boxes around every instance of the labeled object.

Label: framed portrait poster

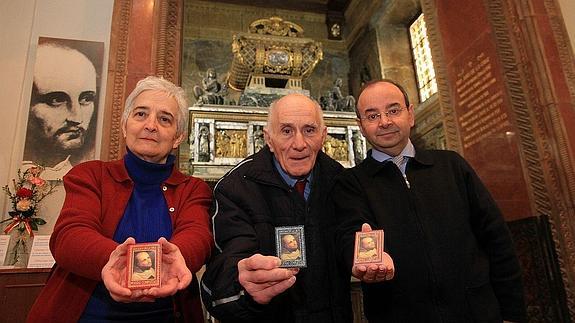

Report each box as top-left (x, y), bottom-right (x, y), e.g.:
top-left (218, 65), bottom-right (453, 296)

top-left (24, 37), bottom-right (104, 176)
top-left (21, 37), bottom-right (105, 237)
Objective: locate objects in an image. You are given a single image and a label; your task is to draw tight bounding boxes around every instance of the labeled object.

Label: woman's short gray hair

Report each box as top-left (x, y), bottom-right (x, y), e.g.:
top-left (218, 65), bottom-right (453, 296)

top-left (121, 76), bottom-right (188, 137)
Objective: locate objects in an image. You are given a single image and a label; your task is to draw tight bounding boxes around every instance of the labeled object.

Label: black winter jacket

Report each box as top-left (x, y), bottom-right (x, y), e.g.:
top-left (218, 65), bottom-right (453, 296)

top-left (332, 149), bottom-right (526, 323)
top-left (201, 146), bottom-right (352, 323)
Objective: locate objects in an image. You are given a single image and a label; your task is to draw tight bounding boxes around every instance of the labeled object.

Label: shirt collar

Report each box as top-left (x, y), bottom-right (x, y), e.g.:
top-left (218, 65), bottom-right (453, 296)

top-left (273, 157), bottom-right (313, 187)
top-left (370, 139), bottom-right (416, 162)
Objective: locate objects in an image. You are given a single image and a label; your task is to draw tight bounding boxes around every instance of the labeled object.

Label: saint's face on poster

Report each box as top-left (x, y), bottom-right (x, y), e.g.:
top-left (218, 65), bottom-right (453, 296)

top-left (24, 37), bottom-right (104, 174)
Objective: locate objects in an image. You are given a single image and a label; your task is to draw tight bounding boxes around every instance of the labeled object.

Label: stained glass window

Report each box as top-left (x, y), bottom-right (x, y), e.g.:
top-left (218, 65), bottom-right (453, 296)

top-left (410, 14), bottom-right (437, 102)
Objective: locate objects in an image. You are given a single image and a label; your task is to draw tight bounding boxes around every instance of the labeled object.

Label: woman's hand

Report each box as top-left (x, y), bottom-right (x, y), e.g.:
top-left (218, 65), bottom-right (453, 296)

top-left (144, 237), bottom-right (192, 298)
top-left (102, 237), bottom-right (155, 302)
top-left (102, 237), bottom-right (193, 301)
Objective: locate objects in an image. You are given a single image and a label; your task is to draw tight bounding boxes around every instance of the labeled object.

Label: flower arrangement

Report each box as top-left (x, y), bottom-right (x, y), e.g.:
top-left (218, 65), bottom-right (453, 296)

top-left (2, 165), bottom-right (58, 265)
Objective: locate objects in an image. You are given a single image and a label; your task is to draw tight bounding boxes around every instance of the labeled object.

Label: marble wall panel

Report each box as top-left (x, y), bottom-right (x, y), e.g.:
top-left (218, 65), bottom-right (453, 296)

top-left (437, 0), bottom-right (531, 221)
top-left (305, 50), bottom-right (351, 102)
top-left (348, 27), bottom-right (381, 98)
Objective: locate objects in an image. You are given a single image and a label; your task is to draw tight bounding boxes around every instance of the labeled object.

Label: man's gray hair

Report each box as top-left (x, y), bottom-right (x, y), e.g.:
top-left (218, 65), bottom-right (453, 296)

top-left (121, 76), bottom-right (188, 137)
top-left (266, 94), bottom-right (325, 131)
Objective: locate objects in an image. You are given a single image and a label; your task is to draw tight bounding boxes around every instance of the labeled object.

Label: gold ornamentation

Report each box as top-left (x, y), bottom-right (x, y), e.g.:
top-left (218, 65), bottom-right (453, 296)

top-left (323, 135), bottom-right (348, 161)
top-left (228, 17), bottom-right (323, 91)
top-left (215, 130), bottom-right (247, 159)
top-left (330, 23), bottom-right (341, 38)
top-left (249, 17), bottom-right (304, 38)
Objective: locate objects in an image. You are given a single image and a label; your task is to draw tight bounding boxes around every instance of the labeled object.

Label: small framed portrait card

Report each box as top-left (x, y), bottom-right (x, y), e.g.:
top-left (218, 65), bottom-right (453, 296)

top-left (353, 230), bottom-right (384, 265)
top-left (127, 242), bottom-right (161, 289)
top-left (275, 225), bottom-right (306, 268)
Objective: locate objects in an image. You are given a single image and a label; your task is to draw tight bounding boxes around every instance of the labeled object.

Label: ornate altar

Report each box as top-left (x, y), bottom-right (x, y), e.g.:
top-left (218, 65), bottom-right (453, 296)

top-left (184, 105), bottom-right (365, 180)
top-left (183, 17), bottom-right (365, 180)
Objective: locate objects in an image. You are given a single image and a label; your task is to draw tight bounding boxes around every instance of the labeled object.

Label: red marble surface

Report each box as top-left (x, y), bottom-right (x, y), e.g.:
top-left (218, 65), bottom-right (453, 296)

top-left (529, 2), bottom-right (575, 162)
top-left (126, 0), bottom-right (156, 95)
top-left (437, 0), bottom-right (532, 221)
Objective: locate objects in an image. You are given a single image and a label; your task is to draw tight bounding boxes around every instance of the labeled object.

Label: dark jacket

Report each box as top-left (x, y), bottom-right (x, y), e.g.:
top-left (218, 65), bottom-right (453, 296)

top-left (332, 149), bottom-right (526, 323)
top-left (201, 146), bottom-right (352, 323)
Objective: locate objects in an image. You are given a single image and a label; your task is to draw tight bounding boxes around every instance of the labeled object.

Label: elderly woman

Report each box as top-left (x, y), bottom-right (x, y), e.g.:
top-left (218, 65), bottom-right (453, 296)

top-left (28, 76), bottom-right (213, 322)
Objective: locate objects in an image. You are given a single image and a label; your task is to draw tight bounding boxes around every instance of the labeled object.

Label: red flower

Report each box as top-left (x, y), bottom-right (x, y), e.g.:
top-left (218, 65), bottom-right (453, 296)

top-left (16, 188), bottom-right (33, 198)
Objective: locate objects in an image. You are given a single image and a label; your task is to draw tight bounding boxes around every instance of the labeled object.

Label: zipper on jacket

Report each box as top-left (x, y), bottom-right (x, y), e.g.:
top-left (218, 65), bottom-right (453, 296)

top-left (403, 173), bottom-right (411, 188)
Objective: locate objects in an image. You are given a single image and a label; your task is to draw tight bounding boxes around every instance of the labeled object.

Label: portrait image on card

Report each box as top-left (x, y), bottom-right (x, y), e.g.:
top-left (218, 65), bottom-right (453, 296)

top-left (127, 243), bottom-right (161, 289)
top-left (353, 230), bottom-right (384, 265)
top-left (275, 225), bottom-right (306, 268)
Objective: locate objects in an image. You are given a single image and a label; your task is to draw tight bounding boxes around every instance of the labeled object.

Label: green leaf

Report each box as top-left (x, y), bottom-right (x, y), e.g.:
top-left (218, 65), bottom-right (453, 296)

top-left (30, 221), bottom-right (38, 231)
top-left (33, 218), bottom-right (47, 225)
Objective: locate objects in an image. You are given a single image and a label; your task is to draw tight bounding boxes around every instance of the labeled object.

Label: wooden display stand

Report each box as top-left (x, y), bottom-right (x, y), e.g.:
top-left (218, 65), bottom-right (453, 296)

top-left (0, 268), bottom-right (50, 323)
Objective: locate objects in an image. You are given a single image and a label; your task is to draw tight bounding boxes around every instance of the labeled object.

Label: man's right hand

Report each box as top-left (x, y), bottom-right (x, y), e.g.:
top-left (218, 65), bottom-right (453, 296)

top-left (352, 223), bottom-right (395, 283)
top-left (237, 254), bottom-right (298, 304)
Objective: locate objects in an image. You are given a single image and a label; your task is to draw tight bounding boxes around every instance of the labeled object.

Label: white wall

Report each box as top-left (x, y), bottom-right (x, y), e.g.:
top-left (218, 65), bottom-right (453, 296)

top-left (0, 0), bottom-right (114, 230)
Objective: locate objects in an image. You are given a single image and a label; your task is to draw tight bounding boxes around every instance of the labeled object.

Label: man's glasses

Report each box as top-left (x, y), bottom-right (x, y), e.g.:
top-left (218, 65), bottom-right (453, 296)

top-left (359, 105), bottom-right (407, 123)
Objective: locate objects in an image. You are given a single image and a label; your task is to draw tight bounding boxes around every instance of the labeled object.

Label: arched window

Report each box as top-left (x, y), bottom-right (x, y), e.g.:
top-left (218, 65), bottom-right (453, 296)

top-left (410, 14), bottom-right (437, 103)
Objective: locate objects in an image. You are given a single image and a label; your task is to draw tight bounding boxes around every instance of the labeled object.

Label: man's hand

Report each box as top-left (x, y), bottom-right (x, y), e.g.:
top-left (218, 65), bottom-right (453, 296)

top-left (144, 237), bottom-right (192, 298)
top-left (352, 223), bottom-right (395, 283)
top-left (238, 254), bottom-right (298, 305)
top-left (102, 237), bottom-right (154, 302)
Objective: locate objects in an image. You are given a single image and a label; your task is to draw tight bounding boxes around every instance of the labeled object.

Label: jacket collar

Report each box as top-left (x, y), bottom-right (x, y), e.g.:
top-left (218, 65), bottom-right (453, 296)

top-left (106, 155), bottom-right (189, 186)
top-left (243, 146), bottom-right (288, 188)
top-left (361, 147), bottom-right (435, 176)
top-left (242, 146), bottom-right (337, 189)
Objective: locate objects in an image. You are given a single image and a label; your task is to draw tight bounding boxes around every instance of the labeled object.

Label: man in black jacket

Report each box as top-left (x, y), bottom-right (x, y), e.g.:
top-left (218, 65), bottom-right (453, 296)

top-left (332, 79), bottom-right (527, 322)
top-left (201, 94), bottom-right (352, 322)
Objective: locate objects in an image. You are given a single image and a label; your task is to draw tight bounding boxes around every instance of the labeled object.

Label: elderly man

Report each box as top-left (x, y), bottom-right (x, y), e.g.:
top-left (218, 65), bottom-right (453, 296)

top-left (201, 94), bottom-right (352, 322)
top-left (331, 79), bottom-right (526, 322)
